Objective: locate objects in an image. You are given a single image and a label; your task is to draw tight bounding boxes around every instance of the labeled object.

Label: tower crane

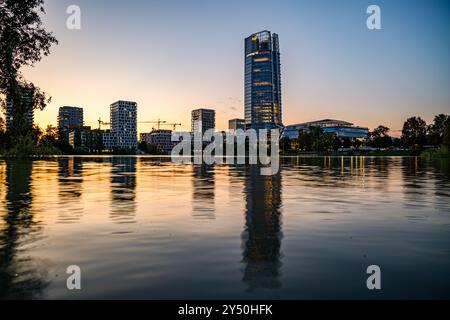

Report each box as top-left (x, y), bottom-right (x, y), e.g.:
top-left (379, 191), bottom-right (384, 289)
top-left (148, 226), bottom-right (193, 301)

top-left (138, 119), bottom-right (167, 130)
top-left (98, 118), bottom-right (111, 130)
top-left (161, 123), bottom-right (182, 131)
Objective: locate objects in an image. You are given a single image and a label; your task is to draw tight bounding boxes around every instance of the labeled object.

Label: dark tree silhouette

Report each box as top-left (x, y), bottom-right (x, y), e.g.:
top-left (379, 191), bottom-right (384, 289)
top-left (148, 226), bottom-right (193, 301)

top-left (427, 114), bottom-right (450, 146)
top-left (444, 121), bottom-right (450, 149)
top-left (0, 0), bottom-right (58, 140)
top-left (401, 117), bottom-right (427, 149)
top-left (371, 125), bottom-right (390, 138)
top-left (369, 125), bottom-right (393, 149)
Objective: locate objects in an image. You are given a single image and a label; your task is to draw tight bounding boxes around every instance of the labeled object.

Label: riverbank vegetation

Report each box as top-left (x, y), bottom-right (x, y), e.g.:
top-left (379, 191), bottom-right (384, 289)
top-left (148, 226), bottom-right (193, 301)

top-left (281, 114), bottom-right (450, 158)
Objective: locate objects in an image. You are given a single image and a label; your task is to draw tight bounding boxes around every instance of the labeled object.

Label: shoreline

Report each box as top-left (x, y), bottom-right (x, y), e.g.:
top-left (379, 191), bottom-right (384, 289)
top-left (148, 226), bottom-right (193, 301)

top-left (0, 154), bottom-right (446, 159)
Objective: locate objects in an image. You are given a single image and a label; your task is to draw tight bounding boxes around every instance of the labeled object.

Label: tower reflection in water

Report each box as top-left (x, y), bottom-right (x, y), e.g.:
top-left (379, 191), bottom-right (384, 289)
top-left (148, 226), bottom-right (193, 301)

top-left (0, 160), bottom-right (48, 299)
top-left (110, 157), bottom-right (137, 225)
top-left (57, 157), bottom-right (84, 224)
top-left (241, 165), bottom-right (283, 292)
top-left (192, 164), bottom-right (216, 220)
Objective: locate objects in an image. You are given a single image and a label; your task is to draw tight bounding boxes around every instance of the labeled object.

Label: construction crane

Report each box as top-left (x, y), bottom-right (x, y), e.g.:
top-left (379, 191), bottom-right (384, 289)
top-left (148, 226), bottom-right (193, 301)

top-left (161, 123), bottom-right (182, 131)
top-left (98, 118), bottom-right (181, 131)
top-left (139, 119), bottom-right (167, 130)
top-left (98, 118), bottom-right (111, 130)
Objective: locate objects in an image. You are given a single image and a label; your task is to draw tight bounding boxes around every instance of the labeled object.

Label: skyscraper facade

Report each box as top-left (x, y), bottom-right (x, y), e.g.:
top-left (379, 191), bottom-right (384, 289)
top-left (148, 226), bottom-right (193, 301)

top-left (110, 100), bottom-right (138, 149)
top-left (5, 85), bottom-right (34, 131)
top-left (58, 106), bottom-right (84, 141)
top-left (58, 106), bottom-right (84, 129)
top-left (245, 31), bottom-right (283, 130)
top-left (191, 108), bottom-right (216, 135)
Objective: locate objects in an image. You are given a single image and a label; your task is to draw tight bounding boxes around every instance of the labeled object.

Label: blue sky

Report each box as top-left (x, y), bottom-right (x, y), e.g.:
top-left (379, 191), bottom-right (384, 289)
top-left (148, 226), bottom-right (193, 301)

top-left (24, 0), bottom-right (450, 133)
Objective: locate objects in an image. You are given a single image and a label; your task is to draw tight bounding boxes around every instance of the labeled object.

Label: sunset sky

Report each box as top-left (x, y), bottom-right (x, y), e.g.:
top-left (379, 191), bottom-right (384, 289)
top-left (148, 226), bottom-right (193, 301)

top-left (21, 0), bottom-right (450, 134)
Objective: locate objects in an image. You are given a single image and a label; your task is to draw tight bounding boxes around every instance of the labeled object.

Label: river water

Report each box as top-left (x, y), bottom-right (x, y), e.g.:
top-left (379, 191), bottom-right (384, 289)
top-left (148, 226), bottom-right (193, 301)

top-left (0, 156), bottom-right (449, 299)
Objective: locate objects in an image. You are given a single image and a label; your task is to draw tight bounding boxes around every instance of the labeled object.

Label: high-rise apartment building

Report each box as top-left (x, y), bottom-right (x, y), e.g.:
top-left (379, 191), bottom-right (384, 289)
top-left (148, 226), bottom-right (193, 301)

top-left (245, 31), bottom-right (283, 130)
top-left (58, 106), bottom-right (84, 141)
top-left (5, 85), bottom-right (34, 131)
top-left (110, 100), bottom-right (138, 149)
top-left (191, 109), bottom-right (216, 135)
top-left (58, 106), bottom-right (84, 129)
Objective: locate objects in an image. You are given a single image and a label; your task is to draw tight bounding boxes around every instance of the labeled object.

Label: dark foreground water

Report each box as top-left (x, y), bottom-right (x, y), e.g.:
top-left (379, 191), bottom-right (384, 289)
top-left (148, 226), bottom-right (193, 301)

top-left (0, 156), bottom-right (449, 300)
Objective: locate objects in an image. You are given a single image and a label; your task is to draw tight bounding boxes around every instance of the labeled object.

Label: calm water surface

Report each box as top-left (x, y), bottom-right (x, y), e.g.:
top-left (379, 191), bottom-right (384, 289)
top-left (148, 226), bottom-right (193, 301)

top-left (0, 156), bottom-right (449, 299)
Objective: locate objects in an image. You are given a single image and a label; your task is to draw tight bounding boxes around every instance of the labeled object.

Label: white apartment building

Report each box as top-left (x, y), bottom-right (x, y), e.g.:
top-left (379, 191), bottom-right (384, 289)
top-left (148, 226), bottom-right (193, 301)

top-left (110, 100), bottom-right (138, 149)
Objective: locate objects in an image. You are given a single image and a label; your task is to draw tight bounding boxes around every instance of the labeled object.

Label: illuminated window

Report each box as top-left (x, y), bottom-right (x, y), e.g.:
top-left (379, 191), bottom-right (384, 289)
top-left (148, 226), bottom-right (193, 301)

top-left (254, 81), bottom-right (272, 86)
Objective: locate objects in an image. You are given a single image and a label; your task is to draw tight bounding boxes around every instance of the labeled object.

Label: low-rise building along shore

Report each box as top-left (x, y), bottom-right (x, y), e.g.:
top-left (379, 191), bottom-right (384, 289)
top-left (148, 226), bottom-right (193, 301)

top-left (282, 119), bottom-right (369, 140)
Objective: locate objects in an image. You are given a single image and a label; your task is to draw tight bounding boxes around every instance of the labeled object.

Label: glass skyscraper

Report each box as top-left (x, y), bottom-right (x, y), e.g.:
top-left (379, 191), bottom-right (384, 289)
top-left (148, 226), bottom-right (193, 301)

top-left (245, 31), bottom-right (283, 130)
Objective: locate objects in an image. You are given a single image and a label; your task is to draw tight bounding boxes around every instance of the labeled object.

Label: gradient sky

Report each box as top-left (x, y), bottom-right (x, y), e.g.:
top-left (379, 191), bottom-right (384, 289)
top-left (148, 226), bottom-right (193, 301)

top-left (21, 0), bottom-right (450, 134)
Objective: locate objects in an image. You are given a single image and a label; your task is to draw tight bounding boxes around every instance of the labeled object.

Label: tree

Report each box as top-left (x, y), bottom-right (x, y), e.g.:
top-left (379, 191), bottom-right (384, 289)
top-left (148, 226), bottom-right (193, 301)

top-left (369, 125), bottom-right (392, 149)
top-left (39, 125), bottom-right (58, 145)
top-left (401, 117), bottom-right (427, 149)
top-left (0, 116), bottom-right (7, 150)
top-left (331, 135), bottom-right (341, 151)
top-left (427, 114), bottom-right (450, 146)
top-left (444, 121), bottom-right (450, 149)
top-left (297, 126), bottom-right (343, 152)
top-left (298, 126), bottom-right (324, 151)
top-left (393, 137), bottom-right (402, 148)
top-left (311, 132), bottom-right (336, 152)
top-left (297, 129), bottom-right (312, 151)
top-left (371, 125), bottom-right (390, 138)
top-left (342, 137), bottom-right (352, 149)
top-left (280, 137), bottom-right (292, 152)
top-left (0, 0), bottom-right (58, 141)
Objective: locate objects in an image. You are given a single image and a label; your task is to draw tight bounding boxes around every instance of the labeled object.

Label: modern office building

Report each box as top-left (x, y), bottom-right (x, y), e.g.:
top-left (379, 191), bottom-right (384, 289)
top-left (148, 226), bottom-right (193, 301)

top-left (245, 30), bottom-right (283, 130)
top-left (5, 85), bottom-right (34, 131)
top-left (191, 108), bottom-right (215, 135)
top-left (140, 130), bottom-right (174, 154)
top-left (228, 118), bottom-right (246, 131)
top-left (110, 100), bottom-right (138, 149)
top-left (58, 106), bottom-right (84, 141)
top-left (283, 119), bottom-right (369, 140)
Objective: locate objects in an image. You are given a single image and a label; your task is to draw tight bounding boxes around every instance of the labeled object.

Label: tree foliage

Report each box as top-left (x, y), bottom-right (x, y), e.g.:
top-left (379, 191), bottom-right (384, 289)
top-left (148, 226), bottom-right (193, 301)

top-left (369, 125), bottom-right (392, 149)
top-left (427, 114), bottom-right (450, 146)
top-left (401, 116), bottom-right (427, 148)
top-left (444, 120), bottom-right (450, 149)
top-left (0, 0), bottom-right (58, 141)
top-left (297, 126), bottom-right (341, 152)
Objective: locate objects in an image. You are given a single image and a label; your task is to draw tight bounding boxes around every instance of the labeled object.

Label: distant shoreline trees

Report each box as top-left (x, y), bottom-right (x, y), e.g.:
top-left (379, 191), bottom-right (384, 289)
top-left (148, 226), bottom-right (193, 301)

top-left (280, 114), bottom-right (450, 157)
top-left (364, 115), bottom-right (450, 153)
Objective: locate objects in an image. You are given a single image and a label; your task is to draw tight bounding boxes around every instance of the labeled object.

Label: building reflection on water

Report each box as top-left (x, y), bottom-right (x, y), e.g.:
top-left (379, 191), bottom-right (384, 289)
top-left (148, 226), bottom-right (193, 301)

top-left (0, 160), bottom-right (48, 299)
top-left (57, 157), bottom-right (84, 224)
top-left (110, 157), bottom-right (137, 224)
top-left (0, 157), bottom-right (449, 299)
top-left (192, 164), bottom-right (216, 220)
top-left (241, 165), bottom-right (283, 292)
